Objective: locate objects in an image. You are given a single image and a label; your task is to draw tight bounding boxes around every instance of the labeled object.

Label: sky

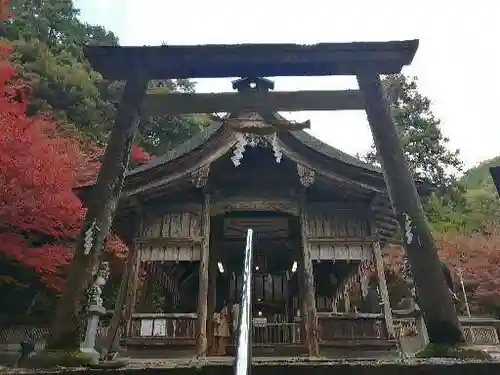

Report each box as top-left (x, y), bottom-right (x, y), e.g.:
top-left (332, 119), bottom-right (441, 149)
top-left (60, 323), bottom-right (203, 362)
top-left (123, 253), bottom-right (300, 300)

top-left (75, 0), bottom-right (500, 171)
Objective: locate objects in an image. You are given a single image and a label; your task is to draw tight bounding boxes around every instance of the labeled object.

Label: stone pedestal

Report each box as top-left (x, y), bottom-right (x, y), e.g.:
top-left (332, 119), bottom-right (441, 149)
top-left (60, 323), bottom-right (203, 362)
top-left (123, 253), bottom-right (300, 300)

top-left (80, 305), bottom-right (106, 362)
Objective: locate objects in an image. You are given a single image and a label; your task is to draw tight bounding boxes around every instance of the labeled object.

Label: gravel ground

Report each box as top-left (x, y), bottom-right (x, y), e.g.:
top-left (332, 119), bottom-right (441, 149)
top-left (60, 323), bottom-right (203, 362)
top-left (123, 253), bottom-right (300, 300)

top-left (1, 356), bottom-right (500, 374)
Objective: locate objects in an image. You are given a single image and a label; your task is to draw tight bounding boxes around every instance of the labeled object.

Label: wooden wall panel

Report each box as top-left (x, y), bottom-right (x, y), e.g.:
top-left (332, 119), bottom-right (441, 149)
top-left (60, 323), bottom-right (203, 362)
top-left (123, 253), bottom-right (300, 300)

top-left (305, 205), bottom-right (373, 260)
top-left (308, 243), bottom-right (372, 261)
top-left (306, 206), bottom-right (371, 239)
top-left (138, 205), bottom-right (203, 261)
top-left (141, 207), bottom-right (202, 239)
top-left (138, 243), bottom-right (201, 262)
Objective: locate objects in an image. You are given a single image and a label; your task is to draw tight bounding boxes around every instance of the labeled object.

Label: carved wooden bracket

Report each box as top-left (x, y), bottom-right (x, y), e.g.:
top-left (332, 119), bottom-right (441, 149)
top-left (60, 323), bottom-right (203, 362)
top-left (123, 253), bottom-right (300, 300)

top-left (297, 163), bottom-right (315, 187)
top-left (211, 198), bottom-right (299, 216)
top-left (191, 164), bottom-right (210, 188)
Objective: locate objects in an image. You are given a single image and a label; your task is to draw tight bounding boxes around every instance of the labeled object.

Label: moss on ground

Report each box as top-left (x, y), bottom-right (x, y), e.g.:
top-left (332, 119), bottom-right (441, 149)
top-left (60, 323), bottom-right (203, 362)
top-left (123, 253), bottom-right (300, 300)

top-left (415, 343), bottom-right (492, 360)
top-left (22, 349), bottom-right (97, 368)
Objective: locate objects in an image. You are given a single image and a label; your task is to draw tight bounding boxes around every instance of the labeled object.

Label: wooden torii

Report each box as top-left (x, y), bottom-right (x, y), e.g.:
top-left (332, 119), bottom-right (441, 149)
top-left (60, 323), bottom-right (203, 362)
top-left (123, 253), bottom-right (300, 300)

top-left (47, 40), bottom-right (464, 356)
top-left (490, 167), bottom-right (500, 196)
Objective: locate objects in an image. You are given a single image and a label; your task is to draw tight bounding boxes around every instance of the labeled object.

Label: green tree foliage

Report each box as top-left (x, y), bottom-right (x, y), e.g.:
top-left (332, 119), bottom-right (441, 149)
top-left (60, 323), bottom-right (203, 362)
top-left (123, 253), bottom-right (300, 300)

top-left (366, 74), bottom-right (462, 189)
top-left (2, 0), bottom-right (212, 150)
top-left (364, 74), bottom-right (480, 233)
top-left (424, 158), bottom-right (500, 235)
top-left (3, 0), bottom-right (118, 48)
top-left (459, 157), bottom-right (500, 233)
top-left (143, 81), bottom-right (213, 155)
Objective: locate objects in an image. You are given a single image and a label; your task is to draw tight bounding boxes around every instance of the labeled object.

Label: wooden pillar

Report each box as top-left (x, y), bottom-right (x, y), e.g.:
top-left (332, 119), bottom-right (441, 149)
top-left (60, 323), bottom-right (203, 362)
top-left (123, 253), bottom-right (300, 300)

top-left (123, 204), bottom-right (143, 336)
top-left (207, 245), bottom-right (217, 354)
top-left (359, 263), bottom-right (369, 312)
top-left (360, 268), bottom-right (369, 301)
top-left (196, 191), bottom-right (211, 357)
top-left (343, 288), bottom-right (351, 313)
top-left (124, 251), bottom-right (141, 334)
top-left (372, 241), bottom-right (395, 338)
top-left (298, 195), bottom-right (320, 357)
top-left (46, 74), bottom-right (149, 349)
top-left (100, 234), bottom-right (138, 360)
top-left (296, 261), bottom-right (308, 344)
top-left (356, 71), bottom-right (463, 345)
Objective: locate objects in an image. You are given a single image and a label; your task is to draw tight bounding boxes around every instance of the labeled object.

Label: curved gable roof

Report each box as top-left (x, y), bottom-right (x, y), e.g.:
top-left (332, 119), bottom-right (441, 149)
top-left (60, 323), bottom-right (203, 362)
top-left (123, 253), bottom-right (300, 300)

top-left (127, 122), bottom-right (224, 176)
top-left (288, 130), bottom-right (380, 172)
top-left (127, 121), bottom-right (382, 178)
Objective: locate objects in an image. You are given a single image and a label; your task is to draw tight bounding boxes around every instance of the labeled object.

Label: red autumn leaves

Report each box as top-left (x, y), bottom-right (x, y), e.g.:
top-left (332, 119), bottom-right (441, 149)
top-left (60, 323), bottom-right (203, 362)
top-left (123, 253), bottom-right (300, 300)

top-left (384, 234), bottom-right (500, 313)
top-left (0, 0), bottom-right (10, 21)
top-left (0, 43), bottom-right (150, 290)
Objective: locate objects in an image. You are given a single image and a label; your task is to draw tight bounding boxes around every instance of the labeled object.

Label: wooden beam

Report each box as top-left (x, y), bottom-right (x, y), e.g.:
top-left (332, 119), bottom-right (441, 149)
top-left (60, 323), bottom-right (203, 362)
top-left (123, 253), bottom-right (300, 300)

top-left (356, 70), bottom-right (464, 345)
top-left (143, 90), bottom-right (365, 116)
top-left (196, 191), bottom-right (211, 357)
top-left (298, 195), bottom-right (320, 357)
top-left (84, 40), bottom-right (419, 80)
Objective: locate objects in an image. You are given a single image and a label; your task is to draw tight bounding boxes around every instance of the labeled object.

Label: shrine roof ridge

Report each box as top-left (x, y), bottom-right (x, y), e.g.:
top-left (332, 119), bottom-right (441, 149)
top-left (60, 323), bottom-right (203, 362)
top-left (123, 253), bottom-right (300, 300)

top-left (84, 39), bottom-right (419, 80)
top-left (126, 122), bottom-right (380, 177)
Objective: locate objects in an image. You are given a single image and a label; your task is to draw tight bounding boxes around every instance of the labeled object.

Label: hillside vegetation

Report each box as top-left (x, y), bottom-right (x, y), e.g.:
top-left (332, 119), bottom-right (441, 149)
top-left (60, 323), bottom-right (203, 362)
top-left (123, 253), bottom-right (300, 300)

top-left (461, 156), bottom-right (500, 190)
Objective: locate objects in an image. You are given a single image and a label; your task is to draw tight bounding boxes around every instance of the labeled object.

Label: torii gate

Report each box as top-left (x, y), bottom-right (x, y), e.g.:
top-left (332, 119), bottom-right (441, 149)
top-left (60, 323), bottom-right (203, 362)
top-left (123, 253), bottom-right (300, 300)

top-left (47, 40), bottom-right (464, 356)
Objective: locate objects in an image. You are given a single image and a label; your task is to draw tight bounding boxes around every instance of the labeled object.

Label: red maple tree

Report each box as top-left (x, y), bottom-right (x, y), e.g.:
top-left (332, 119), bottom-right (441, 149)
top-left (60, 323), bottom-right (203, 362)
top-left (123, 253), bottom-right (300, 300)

top-left (384, 234), bottom-right (500, 315)
top-left (0, 44), bottom-right (150, 290)
top-left (438, 233), bottom-right (500, 314)
top-left (0, 0), bottom-right (11, 21)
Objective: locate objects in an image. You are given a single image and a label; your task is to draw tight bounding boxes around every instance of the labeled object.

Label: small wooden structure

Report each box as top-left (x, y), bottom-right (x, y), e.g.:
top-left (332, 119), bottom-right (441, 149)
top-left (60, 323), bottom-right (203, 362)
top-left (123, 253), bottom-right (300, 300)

top-left (78, 39), bottom-right (463, 357)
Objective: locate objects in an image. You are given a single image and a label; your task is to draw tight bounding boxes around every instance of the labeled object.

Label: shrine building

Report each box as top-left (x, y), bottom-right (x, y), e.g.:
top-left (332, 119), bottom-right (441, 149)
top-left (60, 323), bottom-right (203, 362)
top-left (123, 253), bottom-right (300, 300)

top-left (103, 76), bottom-right (409, 357)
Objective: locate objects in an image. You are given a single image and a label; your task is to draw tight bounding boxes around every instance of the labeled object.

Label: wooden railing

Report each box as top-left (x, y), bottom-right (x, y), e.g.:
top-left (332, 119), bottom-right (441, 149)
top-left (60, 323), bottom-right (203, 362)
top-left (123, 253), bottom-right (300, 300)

top-left (316, 313), bottom-right (388, 342)
top-left (3, 314), bottom-right (500, 351)
top-left (252, 322), bottom-right (301, 344)
top-left (460, 317), bottom-right (500, 345)
top-left (127, 313), bottom-right (196, 344)
top-left (393, 315), bottom-right (500, 348)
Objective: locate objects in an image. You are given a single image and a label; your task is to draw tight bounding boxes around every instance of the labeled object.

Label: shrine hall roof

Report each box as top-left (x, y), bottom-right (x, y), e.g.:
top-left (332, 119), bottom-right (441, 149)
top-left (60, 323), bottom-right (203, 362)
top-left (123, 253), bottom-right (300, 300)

top-left (127, 122), bottom-right (380, 177)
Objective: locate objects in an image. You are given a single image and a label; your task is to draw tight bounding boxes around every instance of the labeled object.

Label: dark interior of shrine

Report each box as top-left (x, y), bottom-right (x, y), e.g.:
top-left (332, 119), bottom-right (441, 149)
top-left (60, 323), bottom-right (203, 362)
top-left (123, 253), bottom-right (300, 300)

top-left (210, 211), bottom-right (360, 318)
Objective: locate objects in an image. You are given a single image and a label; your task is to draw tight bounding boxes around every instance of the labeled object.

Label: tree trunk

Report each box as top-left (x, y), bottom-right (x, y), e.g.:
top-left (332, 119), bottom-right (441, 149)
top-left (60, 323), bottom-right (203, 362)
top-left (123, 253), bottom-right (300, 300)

top-left (356, 70), bottom-right (463, 345)
top-left (46, 75), bottom-right (149, 350)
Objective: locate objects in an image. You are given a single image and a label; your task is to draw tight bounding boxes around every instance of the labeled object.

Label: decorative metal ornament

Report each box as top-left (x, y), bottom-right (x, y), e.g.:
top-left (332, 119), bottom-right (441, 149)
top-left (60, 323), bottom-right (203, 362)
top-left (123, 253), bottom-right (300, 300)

top-left (297, 163), bottom-right (315, 187)
top-left (191, 164), bottom-right (210, 188)
top-left (230, 132), bottom-right (283, 167)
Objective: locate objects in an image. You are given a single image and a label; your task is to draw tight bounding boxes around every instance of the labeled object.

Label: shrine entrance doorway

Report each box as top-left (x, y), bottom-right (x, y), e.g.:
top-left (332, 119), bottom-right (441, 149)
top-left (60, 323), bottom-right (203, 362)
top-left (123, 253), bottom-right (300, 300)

top-left (209, 210), bottom-right (304, 354)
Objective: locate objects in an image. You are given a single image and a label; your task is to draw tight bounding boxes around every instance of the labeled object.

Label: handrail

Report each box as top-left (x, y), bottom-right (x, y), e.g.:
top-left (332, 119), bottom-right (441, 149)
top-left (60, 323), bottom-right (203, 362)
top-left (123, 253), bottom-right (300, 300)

top-left (234, 229), bottom-right (253, 375)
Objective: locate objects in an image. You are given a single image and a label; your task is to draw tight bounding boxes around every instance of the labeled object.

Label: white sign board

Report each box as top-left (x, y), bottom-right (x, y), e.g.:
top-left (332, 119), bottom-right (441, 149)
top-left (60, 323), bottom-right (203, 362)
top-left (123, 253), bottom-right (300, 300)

top-left (140, 319), bottom-right (154, 337)
top-left (253, 317), bottom-right (267, 327)
top-left (153, 319), bottom-right (167, 336)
